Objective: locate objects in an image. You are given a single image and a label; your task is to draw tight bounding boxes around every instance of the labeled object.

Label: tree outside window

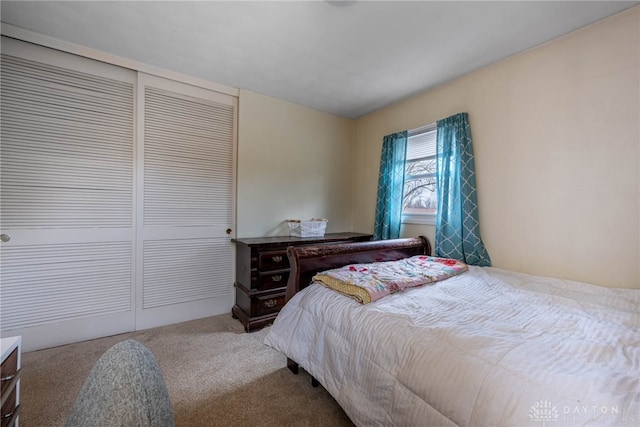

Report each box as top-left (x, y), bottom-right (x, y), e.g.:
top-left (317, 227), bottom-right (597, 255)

top-left (402, 125), bottom-right (437, 222)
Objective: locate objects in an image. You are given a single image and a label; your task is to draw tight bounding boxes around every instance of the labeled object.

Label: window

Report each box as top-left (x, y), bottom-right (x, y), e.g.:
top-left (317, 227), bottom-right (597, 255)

top-left (402, 123), bottom-right (437, 224)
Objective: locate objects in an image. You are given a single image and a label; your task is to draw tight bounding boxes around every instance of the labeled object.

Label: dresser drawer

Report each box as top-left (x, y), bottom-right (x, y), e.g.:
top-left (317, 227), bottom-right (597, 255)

top-left (258, 250), bottom-right (288, 271)
top-left (1, 392), bottom-right (17, 427)
top-left (0, 349), bottom-right (17, 396)
top-left (234, 287), bottom-right (286, 318)
top-left (257, 270), bottom-right (289, 291)
top-left (254, 292), bottom-right (286, 316)
top-left (1, 347), bottom-right (20, 427)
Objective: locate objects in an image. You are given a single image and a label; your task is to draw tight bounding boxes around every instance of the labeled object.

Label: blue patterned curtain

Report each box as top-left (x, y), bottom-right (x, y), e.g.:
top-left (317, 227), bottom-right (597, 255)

top-left (373, 131), bottom-right (408, 240)
top-left (435, 113), bottom-right (491, 266)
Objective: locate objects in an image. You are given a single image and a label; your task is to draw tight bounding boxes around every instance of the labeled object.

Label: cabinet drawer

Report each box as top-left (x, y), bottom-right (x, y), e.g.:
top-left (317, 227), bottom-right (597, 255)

top-left (1, 347), bottom-right (19, 427)
top-left (257, 270), bottom-right (289, 291)
top-left (234, 288), bottom-right (286, 318)
top-left (258, 250), bottom-right (289, 271)
top-left (1, 391), bottom-right (17, 427)
top-left (254, 293), bottom-right (286, 316)
top-left (1, 348), bottom-right (17, 395)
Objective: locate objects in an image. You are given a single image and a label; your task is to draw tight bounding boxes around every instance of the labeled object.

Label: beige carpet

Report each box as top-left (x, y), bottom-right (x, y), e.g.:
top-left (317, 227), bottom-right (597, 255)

top-left (20, 314), bottom-right (354, 426)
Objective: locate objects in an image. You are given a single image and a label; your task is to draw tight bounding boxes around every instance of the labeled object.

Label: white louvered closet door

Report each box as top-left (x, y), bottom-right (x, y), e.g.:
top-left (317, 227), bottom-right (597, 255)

top-left (0, 38), bottom-right (136, 351)
top-left (136, 74), bottom-right (236, 329)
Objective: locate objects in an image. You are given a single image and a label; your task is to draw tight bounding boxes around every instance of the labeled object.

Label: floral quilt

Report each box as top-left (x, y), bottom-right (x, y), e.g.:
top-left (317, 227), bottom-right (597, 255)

top-left (313, 255), bottom-right (468, 304)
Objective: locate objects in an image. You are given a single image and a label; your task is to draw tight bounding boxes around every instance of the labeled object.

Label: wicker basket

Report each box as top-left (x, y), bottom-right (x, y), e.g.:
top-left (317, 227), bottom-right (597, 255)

top-left (285, 219), bottom-right (328, 238)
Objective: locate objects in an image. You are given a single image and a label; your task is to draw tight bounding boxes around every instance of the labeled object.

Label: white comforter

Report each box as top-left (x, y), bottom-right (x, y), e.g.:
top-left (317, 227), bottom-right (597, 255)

top-left (264, 267), bottom-right (640, 427)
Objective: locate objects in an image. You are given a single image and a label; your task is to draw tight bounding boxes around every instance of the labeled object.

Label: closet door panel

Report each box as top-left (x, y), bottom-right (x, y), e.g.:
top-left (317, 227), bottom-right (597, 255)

top-left (0, 38), bottom-right (136, 351)
top-left (136, 74), bottom-right (236, 329)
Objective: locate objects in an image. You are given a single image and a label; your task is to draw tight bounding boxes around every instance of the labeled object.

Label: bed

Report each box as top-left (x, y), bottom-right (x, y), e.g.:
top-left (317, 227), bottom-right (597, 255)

top-left (264, 237), bottom-right (640, 427)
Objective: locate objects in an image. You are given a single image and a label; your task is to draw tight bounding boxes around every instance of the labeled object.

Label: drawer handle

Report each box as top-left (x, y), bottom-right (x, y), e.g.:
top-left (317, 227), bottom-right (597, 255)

top-left (271, 255), bottom-right (283, 263)
top-left (0, 368), bottom-right (22, 409)
top-left (271, 275), bottom-right (282, 282)
top-left (264, 299), bottom-right (277, 308)
top-left (2, 404), bottom-right (21, 424)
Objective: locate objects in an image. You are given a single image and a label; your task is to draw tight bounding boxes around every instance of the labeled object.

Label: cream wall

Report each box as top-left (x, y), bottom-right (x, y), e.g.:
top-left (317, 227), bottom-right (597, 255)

top-left (237, 90), bottom-right (354, 237)
top-left (353, 7), bottom-right (640, 289)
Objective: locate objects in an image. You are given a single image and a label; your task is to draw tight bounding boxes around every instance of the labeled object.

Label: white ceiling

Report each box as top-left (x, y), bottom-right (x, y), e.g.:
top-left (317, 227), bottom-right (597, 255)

top-left (1, 1), bottom-right (638, 118)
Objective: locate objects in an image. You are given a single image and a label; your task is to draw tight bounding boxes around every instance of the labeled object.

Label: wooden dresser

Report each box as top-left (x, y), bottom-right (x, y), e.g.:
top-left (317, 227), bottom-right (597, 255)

top-left (1, 336), bottom-right (22, 427)
top-left (231, 232), bottom-right (372, 332)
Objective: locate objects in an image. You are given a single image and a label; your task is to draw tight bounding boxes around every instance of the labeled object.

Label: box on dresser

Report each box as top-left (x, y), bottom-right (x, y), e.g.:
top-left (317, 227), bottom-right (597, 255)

top-left (231, 232), bottom-right (372, 332)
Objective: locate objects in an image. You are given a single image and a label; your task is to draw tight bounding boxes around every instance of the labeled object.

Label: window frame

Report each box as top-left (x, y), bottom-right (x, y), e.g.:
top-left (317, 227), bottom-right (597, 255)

top-left (402, 123), bottom-right (437, 226)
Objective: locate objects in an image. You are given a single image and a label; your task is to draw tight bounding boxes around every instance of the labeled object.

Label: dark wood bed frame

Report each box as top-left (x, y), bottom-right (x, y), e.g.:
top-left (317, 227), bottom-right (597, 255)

top-left (283, 236), bottom-right (432, 381)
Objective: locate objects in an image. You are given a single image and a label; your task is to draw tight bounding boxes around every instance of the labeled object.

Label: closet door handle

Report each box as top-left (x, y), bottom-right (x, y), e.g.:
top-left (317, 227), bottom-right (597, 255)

top-left (0, 234), bottom-right (10, 242)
